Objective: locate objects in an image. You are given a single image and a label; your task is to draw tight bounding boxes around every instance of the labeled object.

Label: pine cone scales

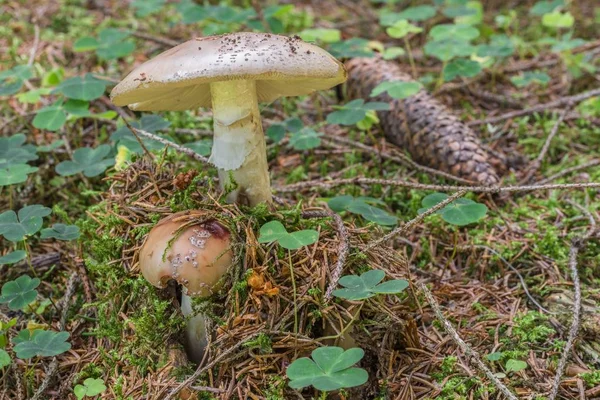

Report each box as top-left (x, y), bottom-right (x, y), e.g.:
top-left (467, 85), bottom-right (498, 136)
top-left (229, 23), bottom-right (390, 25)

top-left (345, 57), bottom-right (500, 185)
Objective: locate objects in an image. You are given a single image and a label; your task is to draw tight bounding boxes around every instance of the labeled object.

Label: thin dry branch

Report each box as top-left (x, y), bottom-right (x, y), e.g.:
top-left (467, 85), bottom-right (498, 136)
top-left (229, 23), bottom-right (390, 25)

top-left (129, 127), bottom-right (210, 164)
top-left (535, 160), bottom-right (600, 185)
top-left (416, 280), bottom-right (519, 400)
top-left (30, 273), bottom-right (78, 400)
top-left (275, 177), bottom-right (600, 194)
top-left (302, 210), bottom-right (349, 302)
top-left (520, 107), bottom-right (570, 184)
top-left (468, 88), bottom-right (600, 127)
top-left (363, 189), bottom-right (468, 252)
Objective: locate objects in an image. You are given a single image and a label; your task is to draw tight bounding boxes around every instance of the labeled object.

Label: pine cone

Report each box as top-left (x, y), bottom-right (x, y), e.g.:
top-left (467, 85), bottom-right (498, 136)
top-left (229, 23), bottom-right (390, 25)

top-left (345, 57), bottom-right (500, 185)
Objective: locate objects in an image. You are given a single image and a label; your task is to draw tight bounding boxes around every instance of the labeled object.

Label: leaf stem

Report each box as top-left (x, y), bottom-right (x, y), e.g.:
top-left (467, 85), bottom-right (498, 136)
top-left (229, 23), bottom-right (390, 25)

top-left (288, 250), bottom-right (298, 334)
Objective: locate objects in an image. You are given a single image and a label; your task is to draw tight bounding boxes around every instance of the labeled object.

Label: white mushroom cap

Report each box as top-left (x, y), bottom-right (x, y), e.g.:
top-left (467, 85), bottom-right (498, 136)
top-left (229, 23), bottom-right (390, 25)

top-left (110, 32), bottom-right (347, 111)
top-left (139, 212), bottom-right (233, 297)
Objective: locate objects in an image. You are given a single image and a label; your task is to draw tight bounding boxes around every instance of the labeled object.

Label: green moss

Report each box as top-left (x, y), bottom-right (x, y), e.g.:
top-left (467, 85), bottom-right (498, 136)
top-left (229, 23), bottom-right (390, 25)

top-left (511, 311), bottom-right (555, 345)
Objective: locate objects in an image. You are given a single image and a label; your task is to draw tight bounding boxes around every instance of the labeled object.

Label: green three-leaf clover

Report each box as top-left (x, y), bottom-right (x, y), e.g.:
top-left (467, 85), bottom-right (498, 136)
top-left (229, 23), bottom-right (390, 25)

top-left (13, 330), bottom-right (71, 359)
top-left (56, 145), bottom-right (114, 177)
top-left (258, 221), bottom-right (318, 250)
top-left (0, 205), bottom-right (52, 242)
top-left (418, 193), bottom-right (488, 226)
top-left (332, 270), bottom-right (408, 301)
top-left (0, 275), bottom-right (41, 311)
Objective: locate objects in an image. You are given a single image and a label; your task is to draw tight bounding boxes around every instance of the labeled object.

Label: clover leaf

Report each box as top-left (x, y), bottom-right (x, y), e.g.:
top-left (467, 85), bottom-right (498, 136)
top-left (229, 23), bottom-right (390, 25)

top-left (258, 221), bottom-right (318, 250)
top-left (13, 330), bottom-right (71, 359)
top-left (74, 378), bottom-right (107, 399)
top-left (40, 224), bottom-right (81, 241)
top-left (477, 34), bottom-right (515, 58)
top-left (298, 28), bottom-right (341, 43)
top-left (418, 193), bottom-right (488, 226)
top-left (266, 117), bottom-right (303, 143)
top-left (32, 103), bottom-right (67, 131)
top-left (0, 349), bottom-right (10, 368)
top-left (329, 38), bottom-right (374, 59)
top-left (386, 20), bottom-right (423, 39)
top-left (542, 11), bottom-right (574, 29)
top-left (430, 24), bottom-right (480, 42)
top-left (0, 205), bottom-right (52, 242)
top-left (73, 29), bottom-right (135, 60)
top-left (185, 139), bottom-right (213, 157)
top-left (487, 352), bottom-right (504, 362)
top-left (424, 39), bottom-right (475, 62)
top-left (131, 0), bottom-right (165, 17)
top-left (511, 71), bottom-right (551, 87)
top-left (332, 270), bottom-right (408, 301)
top-left (53, 74), bottom-right (108, 101)
top-left (530, 0), bottom-right (564, 16)
top-left (0, 250), bottom-right (27, 265)
top-left (0, 134), bottom-right (38, 169)
top-left (371, 81), bottom-right (422, 99)
top-left (0, 164), bottom-right (39, 187)
top-left (505, 359), bottom-right (528, 372)
top-left (56, 145), bottom-right (114, 177)
top-left (0, 275), bottom-right (40, 311)
top-left (327, 99), bottom-right (389, 126)
top-left (287, 346), bottom-right (368, 391)
top-left (288, 128), bottom-right (321, 151)
top-left (0, 65), bottom-right (32, 96)
top-left (443, 59), bottom-right (482, 81)
top-left (328, 195), bottom-right (397, 226)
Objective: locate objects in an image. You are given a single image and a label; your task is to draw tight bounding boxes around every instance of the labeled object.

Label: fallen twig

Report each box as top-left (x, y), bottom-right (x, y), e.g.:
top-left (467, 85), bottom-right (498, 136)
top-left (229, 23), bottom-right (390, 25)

top-left (30, 272), bottom-right (78, 400)
top-left (468, 88), bottom-right (600, 127)
top-left (363, 190), bottom-right (468, 252)
top-left (128, 126), bottom-right (210, 164)
top-left (131, 31), bottom-right (180, 47)
top-left (275, 177), bottom-right (600, 194)
top-left (520, 107), bottom-right (570, 184)
top-left (416, 280), bottom-right (519, 400)
top-left (302, 210), bottom-right (349, 302)
top-left (535, 160), bottom-right (600, 185)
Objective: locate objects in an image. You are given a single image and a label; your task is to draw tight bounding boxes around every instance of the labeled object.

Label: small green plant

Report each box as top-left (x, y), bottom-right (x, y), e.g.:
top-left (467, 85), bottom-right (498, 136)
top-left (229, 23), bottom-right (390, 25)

top-left (505, 359), bottom-right (528, 372)
top-left (418, 193), bottom-right (488, 226)
top-left (74, 377), bottom-right (107, 399)
top-left (74, 29), bottom-right (135, 60)
top-left (327, 99), bottom-right (390, 126)
top-left (0, 250), bottom-right (27, 265)
top-left (328, 195), bottom-right (398, 226)
top-left (0, 205), bottom-right (52, 242)
top-left (332, 270), bottom-right (408, 301)
top-left (266, 117), bottom-right (303, 143)
top-left (13, 330), bottom-right (71, 359)
top-left (288, 128), bottom-right (321, 151)
top-left (112, 114), bottom-right (173, 153)
top-left (55, 145), bottom-right (115, 177)
top-left (370, 80), bottom-right (422, 99)
top-left (40, 223), bottom-right (81, 240)
top-left (0, 275), bottom-right (40, 311)
top-left (286, 346), bottom-right (368, 391)
top-left (258, 221), bottom-right (318, 250)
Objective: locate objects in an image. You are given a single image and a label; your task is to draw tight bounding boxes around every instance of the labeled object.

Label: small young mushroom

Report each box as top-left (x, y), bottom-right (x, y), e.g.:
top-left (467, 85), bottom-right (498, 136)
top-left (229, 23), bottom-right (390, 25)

top-left (138, 211), bottom-right (233, 363)
top-left (111, 32), bottom-right (347, 206)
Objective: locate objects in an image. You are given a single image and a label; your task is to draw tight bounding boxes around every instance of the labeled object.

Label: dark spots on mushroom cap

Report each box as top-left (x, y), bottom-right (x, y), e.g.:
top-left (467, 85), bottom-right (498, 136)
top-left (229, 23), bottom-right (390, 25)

top-left (203, 219), bottom-right (229, 240)
top-left (198, 47), bottom-right (202, 50)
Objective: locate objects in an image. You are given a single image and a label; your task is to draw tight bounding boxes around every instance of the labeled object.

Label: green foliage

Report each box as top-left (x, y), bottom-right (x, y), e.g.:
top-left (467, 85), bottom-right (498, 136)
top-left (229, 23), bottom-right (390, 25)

top-left (13, 330), bottom-right (71, 359)
top-left (0, 250), bottom-right (27, 265)
top-left (286, 127), bottom-right (319, 150)
top-left (0, 349), bottom-right (10, 368)
top-left (530, 0), bottom-right (564, 16)
top-left (0, 134), bottom-right (38, 169)
top-left (40, 223), bottom-right (81, 240)
top-left (131, 0), bottom-right (165, 17)
top-left (370, 80), bottom-right (422, 99)
top-left (56, 145), bottom-right (114, 177)
top-left (0, 205), bottom-right (52, 242)
top-left (542, 10), bottom-right (574, 29)
top-left (0, 65), bottom-right (32, 96)
top-left (418, 193), bottom-right (488, 226)
top-left (185, 139), bottom-right (213, 157)
top-left (386, 20), bottom-right (422, 39)
top-left (0, 164), bottom-right (39, 186)
top-left (327, 99), bottom-right (389, 126)
top-left (298, 28), bottom-right (341, 43)
top-left (511, 71), bottom-right (551, 87)
top-left (329, 38), bottom-right (374, 58)
top-left (287, 347), bottom-right (368, 391)
top-left (332, 270), bottom-right (408, 301)
top-left (54, 74), bottom-right (108, 101)
top-left (0, 275), bottom-right (40, 311)
top-left (258, 221), bottom-right (318, 250)
top-left (505, 359), bottom-right (528, 372)
top-left (328, 195), bottom-right (398, 226)
top-left (510, 312), bottom-right (555, 344)
top-left (74, 29), bottom-right (135, 60)
top-left (266, 117), bottom-right (303, 143)
top-left (74, 378), bottom-right (107, 399)
top-left (443, 58), bottom-right (482, 81)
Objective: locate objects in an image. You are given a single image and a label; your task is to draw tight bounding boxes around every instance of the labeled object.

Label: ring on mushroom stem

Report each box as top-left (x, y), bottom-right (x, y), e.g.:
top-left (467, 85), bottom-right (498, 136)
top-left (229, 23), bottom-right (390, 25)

top-left (110, 32), bottom-right (347, 206)
top-left (138, 211), bottom-right (233, 363)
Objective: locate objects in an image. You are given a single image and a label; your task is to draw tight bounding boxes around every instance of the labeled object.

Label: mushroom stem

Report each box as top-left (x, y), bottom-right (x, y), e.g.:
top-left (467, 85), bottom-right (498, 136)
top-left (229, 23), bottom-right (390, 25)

top-left (180, 292), bottom-right (207, 364)
top-left (209, 80), bottom-right (271, 206)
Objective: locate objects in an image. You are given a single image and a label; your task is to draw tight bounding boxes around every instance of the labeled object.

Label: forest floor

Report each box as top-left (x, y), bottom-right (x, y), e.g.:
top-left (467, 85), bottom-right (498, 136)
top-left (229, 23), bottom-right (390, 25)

top-left (1, 1), bottom-right (600, 399)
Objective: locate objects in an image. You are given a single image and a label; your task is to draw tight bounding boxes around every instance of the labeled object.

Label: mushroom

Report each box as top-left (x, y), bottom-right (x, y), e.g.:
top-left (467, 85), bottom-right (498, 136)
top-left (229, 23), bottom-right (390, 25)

top-left (138, 211), bottom-right (233, 363)
top-left (110, 32), bottom-right (347, 206)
